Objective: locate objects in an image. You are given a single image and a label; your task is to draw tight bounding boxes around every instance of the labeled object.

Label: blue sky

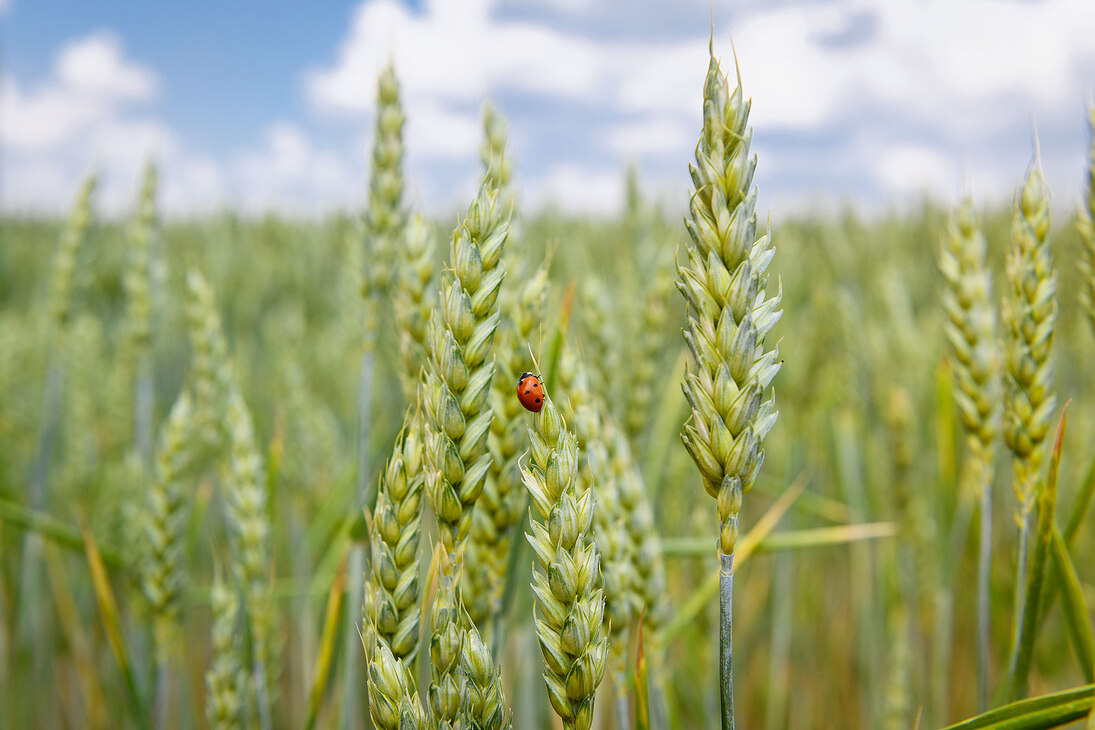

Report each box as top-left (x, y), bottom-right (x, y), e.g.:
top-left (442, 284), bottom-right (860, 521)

top-left (3, 0), bottom-right (1095, 218)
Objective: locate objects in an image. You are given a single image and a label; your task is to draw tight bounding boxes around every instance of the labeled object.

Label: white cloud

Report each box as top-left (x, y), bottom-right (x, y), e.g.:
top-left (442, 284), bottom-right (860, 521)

top-left (303, 0), bottom-right (1095, 214)
top-left (876, 143), bottom-right (952, 195)
top-left (524, 162), bottom-right (624, 215)
top-left (604, 116), bottom-right (693, 158)
top-left (6, 1), bottom-right (1095, 217)
top-left (1, 32), bottom-right (358, 217)
top-left (230, 122), bottom-right (360, 214)
top-left (0, 31), bottom-right (178, 214)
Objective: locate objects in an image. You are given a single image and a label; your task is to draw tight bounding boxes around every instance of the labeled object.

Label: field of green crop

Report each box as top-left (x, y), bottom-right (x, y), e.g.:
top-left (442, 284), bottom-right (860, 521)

top-left (3, 39), bottom-right (1095, 730)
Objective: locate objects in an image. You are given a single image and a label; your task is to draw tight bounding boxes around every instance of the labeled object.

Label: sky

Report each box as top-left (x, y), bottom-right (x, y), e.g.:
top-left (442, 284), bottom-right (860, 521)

top-left (2, 0), bottom-right (1095, 219)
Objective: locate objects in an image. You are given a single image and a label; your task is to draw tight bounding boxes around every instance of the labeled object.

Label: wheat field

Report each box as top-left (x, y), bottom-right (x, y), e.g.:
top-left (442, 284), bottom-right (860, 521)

top-left (2, 32), bottom-right (1095, 730)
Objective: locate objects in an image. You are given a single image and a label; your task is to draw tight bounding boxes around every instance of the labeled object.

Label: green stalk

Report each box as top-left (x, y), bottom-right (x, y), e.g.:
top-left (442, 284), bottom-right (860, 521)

top-left (719, 553), bottom-right (734, 730)
top-left (1039, 455), bottom-right (1095, 627)
top-left (1049, 527), bottom-right (1095, 682)
top-left (978, 485), bottom-right (992, 710)
top-left (1010, 408), bottom-right (1067, 700)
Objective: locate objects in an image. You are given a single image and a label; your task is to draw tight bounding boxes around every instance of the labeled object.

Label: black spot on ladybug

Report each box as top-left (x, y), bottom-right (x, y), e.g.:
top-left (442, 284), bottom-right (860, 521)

top-left (525, 390), bottom-right (531, 394)
top-left (535, 398), bottom-right (541, 403)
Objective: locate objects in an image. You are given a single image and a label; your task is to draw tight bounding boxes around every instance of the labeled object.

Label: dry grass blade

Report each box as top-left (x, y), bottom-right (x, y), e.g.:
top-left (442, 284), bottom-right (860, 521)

top-left (79, 514), bottom-right (151, 730)
top-left (43, 545), bottom-right (109, 729)
top-left (305, 551), bottom-right (348, 730)
top-left (0, 497), bottom-right (125, 567)
top-left (635, 617), bottom-right (650, 730)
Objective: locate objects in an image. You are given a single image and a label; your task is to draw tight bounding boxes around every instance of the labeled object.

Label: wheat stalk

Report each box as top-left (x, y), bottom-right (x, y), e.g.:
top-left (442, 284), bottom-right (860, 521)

top-left (186, 269), bottom-right (276, 726)
top-left (940, 199), bottom-right (1001, 709)
top-left (422, 177), bottom-right (511, 728)
top-left (125, 161), bottom-right (158, 469)
top-left (223, 387), bottom-right (276, 726)
top-left (466, 264), bottom-right (549, 629)
top-left (556, 343), bottom-right (634, 661)
top-left (677, 43), bottom-right (782, 729)
top-left (521, 393), bottom-right (609, 730)
top-left (1001, 155), bottom-right (1057, 700)
top-left (141, 388), bottom-right (194, 726)
top-left (349, 61), bottom-right (409, 730)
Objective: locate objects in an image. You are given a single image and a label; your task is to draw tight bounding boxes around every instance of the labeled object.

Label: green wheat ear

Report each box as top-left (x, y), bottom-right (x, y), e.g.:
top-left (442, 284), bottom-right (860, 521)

top-left (678, 45), bottom-right (781, 559)
top-left (521, 394), bottom-right (608, 730)
top-left (367, 643), bottom-right (428, 730)
top-left (365, 408), bottom-right (425, 663)
top-left (1002, 160), bottom-right (1056, 521)
top-left (941, 200), bottom-right (1001, 493)
top-left (206, 568), bottom-right (244, 730)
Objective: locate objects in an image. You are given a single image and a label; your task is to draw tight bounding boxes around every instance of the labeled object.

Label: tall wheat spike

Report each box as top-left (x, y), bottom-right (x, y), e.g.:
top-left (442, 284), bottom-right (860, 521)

top-left (676, 43), bottom-right (782, 729)
top-left (422, 177), bottom-right (511, 729)
top-left (466, 264), bottom-right (549, 628)
top-left (940, 200), bottom-right (1001, 709)
top-left (521, 392), bottom-right (609, 730)
top-left (1002, 155), bottom-right (1057, 699)
top-left (125, 160), bottom-right (158, 469)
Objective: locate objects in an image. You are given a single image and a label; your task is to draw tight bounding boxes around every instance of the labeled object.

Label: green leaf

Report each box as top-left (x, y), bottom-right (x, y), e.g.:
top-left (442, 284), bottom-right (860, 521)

top-left (1011, 405), bottom-right (1067, 701)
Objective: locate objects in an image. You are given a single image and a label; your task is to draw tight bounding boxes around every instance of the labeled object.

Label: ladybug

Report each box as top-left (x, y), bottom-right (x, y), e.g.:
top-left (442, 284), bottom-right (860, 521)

top-left (516, 372), bottom-right (544, 413)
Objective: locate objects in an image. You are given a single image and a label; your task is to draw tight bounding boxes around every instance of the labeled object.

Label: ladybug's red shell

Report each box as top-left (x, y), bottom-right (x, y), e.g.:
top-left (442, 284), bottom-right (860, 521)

top-left (516, 372), bottom-right (544, 413)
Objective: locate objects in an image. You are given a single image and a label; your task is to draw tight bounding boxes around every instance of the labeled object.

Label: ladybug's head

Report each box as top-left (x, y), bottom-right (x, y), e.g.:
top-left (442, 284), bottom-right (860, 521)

top-left (517, 371), bottom-right (535, 383)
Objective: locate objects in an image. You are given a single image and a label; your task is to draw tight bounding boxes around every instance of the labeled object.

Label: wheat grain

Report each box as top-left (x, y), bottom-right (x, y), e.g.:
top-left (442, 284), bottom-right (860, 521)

top-left (368, 643), bottom-right (428, 730)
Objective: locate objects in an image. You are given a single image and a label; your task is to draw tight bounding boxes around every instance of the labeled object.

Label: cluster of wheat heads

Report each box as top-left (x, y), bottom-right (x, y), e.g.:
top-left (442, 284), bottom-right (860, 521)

top-left (12, 23), bottom-right (1095, 730)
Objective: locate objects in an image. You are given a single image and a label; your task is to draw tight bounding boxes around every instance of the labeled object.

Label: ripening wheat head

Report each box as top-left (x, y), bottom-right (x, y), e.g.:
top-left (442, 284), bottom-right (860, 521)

top-left (940, 200), bottom-right (1001, 493)
top-left (677, 46), bottom-right (782, 557)
top-left (521, 393), bottom-right (608, 730)
top-left (1001, 160), bottom-right (1057, 517)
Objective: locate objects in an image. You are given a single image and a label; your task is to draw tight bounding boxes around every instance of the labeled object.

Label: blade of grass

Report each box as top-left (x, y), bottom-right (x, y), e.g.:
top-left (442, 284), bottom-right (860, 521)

top-left (635, 617), bottom-right (650, 730)
top-left (1039, 451), bottom-right (1095, 634)
top-left (663, 477), bottom-right (805, 642)
top-left (0, 498), bottom-right (124, 568)
top-left (78, 514), bottom-right (150, 730)
top-left (1064, 453), bottom-right (1095, 543)
top-left (661, 522), bottom-right (896, 557)
top-left (305, 550), bottom-right (349, 730)
top-left (43, 545), bottom-right (108, 729)
top-left (753, 473), bottom-right (854, 524)
top-left (942, 683), bottom-right (1094, 729)
top-left (643, 346), bottom-right (688, 495)
top-left (1049, 526), bottom-right (1095, 683)
top-left (1010, 405), bottom-right (1068, 701)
